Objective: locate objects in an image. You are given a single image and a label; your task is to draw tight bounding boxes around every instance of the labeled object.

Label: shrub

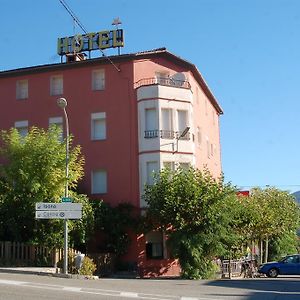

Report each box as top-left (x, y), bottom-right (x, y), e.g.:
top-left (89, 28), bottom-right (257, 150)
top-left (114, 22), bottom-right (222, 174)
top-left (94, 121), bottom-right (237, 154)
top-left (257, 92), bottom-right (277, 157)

top-left (79, 256), bottom-right (97, 276)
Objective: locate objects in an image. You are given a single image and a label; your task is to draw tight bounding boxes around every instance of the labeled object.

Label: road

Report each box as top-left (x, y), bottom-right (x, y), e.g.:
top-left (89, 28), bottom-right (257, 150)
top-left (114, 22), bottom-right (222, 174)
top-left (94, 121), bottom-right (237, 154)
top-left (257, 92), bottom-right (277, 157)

top-left (0, 272), bottom-right (299, 300)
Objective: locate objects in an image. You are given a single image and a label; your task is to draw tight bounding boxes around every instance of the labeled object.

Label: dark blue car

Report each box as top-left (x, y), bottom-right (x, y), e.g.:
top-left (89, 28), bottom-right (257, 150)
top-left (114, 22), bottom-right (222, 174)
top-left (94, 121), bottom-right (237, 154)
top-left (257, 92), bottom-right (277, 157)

top-left (258, 254), bottom-right (300, 277)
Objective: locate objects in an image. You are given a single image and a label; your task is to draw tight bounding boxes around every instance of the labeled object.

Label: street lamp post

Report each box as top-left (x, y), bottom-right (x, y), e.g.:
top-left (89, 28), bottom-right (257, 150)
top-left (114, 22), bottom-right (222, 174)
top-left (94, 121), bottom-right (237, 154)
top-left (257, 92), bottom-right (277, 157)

top-left (57, 97), bottom-right (69, 275)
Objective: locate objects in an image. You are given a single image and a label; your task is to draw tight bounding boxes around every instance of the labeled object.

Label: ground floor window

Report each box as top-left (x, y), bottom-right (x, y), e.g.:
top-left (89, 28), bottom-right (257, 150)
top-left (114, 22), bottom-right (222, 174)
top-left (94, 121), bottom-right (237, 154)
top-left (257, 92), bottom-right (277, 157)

top-left (145, 231), bottom-right (164, 259)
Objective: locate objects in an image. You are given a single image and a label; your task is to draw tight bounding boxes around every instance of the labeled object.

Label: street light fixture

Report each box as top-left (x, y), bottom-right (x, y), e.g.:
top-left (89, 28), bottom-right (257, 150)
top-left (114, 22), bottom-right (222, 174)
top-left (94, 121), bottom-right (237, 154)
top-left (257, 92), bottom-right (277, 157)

top-left (57, 97), bottom-right (69, 275)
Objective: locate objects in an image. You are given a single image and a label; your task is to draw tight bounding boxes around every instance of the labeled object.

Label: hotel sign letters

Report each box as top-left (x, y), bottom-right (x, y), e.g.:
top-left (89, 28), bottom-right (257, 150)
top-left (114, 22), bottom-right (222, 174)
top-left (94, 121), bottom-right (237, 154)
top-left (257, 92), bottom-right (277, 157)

top-left (57, 29), bottom-right (124, 55)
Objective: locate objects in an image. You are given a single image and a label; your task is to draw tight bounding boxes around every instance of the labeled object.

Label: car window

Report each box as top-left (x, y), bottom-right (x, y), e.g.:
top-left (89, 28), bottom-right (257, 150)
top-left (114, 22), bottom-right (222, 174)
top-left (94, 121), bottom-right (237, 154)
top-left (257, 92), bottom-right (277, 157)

top-left (284, 256), bottom-right (299, 264)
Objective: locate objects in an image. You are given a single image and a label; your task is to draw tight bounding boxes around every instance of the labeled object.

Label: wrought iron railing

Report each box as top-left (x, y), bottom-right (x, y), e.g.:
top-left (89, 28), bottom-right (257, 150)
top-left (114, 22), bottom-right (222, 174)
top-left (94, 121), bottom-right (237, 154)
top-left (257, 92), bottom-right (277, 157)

top-left (135, 77), bottom-right (191, 89)
top-left (144, 130), bottom-right (190, 140)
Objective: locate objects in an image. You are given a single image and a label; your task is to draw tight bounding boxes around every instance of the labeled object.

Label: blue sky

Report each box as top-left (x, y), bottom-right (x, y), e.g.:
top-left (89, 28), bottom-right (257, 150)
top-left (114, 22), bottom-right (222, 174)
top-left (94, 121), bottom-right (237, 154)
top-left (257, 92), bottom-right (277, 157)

top-left (1, 0), bottom-right (300, 192)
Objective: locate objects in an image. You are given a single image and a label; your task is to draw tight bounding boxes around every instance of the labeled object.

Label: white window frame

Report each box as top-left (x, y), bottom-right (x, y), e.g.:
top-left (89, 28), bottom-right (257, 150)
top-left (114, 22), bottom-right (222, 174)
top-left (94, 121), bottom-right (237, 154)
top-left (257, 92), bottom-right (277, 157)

top-left (91, 169), bottom-right (107, 194)
top-left (179, 162), bottom-right (190, 170)
top-left (206, 136), bottom-right (210, 159)
top-left (146, 161), bottom-right (159, 185)
top-left (15, 120), bottom-right (28, 138)
top-left (161, 108), bottom-right (173, 131)
top-left (50, 75), bottom-right (63, 96)
top-left (145, 108), bottom-right (157, 131)
top-left (91, 112), bottom-right (106, 140)
top-left (163, 161), bottom-right (175, 171)
top-left (145, 231), bottom-right (164, 259)
top-left (177, 109), bottom-right (188, 134)
top-left (16, 79), bottom-right (28, 100)
top-left (197, 127), bottom-right (202, 147)
top-left (49, 117), bottom-right (64, 140)
top-left (92, 69), bottom-right (105, 91)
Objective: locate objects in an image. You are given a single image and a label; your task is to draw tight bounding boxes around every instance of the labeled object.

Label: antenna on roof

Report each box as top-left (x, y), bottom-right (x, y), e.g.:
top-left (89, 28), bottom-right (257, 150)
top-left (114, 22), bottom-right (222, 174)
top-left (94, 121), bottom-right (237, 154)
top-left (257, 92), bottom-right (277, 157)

top-left (58, 0), bottom-right (121, 72)
top-left (112, 17), bottom-right (122, 55)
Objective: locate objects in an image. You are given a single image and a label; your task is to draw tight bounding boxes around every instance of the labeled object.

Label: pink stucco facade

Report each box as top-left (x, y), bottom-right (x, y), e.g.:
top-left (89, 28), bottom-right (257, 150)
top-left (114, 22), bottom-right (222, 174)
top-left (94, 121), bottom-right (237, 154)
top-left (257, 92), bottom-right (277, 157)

top-left (0, 48), bottom-right (222, 277)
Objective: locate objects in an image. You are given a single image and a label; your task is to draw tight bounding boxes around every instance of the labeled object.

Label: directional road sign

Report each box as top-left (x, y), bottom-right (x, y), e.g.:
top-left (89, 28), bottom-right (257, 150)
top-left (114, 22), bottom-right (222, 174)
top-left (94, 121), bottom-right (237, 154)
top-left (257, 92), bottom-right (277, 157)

top-left (35, 203), bottom-right (82, 211)
top-left (35, 210), bottom-right (82, 219)
top-left (61, 197), bottom-right (72, 203)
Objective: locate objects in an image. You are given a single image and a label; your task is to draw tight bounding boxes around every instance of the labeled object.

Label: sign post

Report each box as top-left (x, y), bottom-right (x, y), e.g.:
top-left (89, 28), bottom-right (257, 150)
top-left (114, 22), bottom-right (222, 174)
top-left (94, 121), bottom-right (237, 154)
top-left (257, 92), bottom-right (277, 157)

top-left (35, 202), bottom-right (82, 274)
top-left (35, 202), bottom-right (82, 219)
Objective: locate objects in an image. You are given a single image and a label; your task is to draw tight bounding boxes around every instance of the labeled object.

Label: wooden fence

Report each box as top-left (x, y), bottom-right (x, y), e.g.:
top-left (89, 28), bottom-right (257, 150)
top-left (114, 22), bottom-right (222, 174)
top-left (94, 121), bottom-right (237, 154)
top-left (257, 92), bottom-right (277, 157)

top-left (0, 241), bottom-right (78, 267)
top-left (0, 241), bottom-right (115, 275)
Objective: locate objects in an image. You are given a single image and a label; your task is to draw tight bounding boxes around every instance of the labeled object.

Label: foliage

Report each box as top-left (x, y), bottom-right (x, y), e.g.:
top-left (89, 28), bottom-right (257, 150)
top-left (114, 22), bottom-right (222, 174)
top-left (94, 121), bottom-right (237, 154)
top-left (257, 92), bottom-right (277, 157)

top-left (0, 126), bottom-right (92, 248)
top-left (58, 252), bottom-right (96, 275)
top-left (268, 231), bottom-right (299, 261)
top-left (250, 188), bottom-right (299, 240)
top-left (92, 200), bottom-right (140, 256)
top-left (249, 187), bottom-right (300, 262)
top-left (144, 167), bottom-right (236, 279)
top-left (78, 256), bottom-right (97, 276)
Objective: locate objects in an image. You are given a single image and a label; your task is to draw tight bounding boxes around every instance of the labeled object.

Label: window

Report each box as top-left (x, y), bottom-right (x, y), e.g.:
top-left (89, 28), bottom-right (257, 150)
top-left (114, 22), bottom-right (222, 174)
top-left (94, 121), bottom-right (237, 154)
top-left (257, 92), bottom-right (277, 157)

top-left (177, 110), bottom-right (188, 138)
top-left (197, 127), bottom-right (202, 146)
top-left (16, 80), bottom-right (28, 99)
top-left (163, 161), bottom-right (175, 171)
top-left (179, 163), bottom-right (190, 170)
top-left (196, 86), bottom-right (199, 104)
top-left (161, 108), bottom-right (173, 139)
top-left (144, 108), bottom-right (157, 138)
top-left (15, 120), bottom-right (28, 138)
top-left (211, 143), bottom-right (214, 157)
top-left (49, 117), bottom-right (63, 140)
top-left (145, 231), bottom-right (163, 259)
top-left (50, 75), bottom-right (63, 96)
top-left (92, 69), bottom-right (105, 90)
top-left (92, 170), bottom-right (107, 194)
top-left (283, 255), bottom-right (300, 264)
top-left (206, 137), bottom-right (210, 158)
top-left (146, 161), bottom-right (159, 185)
top-left (145, 108), bottom-right (157, 131)
top-left (91, 112), bottom-right (106, 140)
top-left (155, 71), bottom-right (169, 85)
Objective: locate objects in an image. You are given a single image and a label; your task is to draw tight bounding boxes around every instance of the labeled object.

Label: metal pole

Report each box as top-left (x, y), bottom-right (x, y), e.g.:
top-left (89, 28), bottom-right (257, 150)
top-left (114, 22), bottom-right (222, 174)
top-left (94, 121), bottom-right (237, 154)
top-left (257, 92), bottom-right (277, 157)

top-left (63, 107), bottom-right (69, 275)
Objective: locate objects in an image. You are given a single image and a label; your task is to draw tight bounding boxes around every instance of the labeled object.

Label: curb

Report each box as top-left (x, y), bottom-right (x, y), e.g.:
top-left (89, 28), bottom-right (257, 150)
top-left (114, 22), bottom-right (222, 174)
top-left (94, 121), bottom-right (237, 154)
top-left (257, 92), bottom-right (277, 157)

top-left (0, 268), bottom-right (99, 280)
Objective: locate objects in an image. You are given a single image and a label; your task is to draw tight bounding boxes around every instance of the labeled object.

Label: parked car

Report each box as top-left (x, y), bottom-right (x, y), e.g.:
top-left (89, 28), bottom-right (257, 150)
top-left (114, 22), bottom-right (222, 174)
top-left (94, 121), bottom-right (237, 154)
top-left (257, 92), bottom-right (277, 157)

top-left (258, 254), bottom-right (300, 277)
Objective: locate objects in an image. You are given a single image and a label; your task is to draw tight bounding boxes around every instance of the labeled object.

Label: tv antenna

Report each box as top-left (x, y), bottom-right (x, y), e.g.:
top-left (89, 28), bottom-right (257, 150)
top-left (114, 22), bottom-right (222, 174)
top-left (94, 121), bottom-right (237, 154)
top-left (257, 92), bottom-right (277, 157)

top-left (58, 0), bottom-right (120, 71)
top-left (112, 17), bottom-right (122, 55)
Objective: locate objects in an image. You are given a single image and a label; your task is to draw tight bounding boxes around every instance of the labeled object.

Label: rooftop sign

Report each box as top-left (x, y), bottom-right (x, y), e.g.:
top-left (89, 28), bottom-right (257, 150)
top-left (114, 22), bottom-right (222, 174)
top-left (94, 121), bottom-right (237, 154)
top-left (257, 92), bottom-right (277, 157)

top-left (57, 29), bottom-right (124, 56)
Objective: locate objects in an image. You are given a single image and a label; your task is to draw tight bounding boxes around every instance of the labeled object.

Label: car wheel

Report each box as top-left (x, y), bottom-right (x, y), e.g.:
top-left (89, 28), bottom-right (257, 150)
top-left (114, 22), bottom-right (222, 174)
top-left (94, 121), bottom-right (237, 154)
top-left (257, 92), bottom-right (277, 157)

top-left (267, 268), bottom-right (278, 278)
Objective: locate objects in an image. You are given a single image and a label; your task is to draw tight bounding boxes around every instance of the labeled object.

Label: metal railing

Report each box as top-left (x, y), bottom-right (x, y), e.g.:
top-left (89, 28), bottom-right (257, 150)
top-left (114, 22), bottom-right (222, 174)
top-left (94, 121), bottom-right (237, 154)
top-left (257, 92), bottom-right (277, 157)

top-left (144, 130), bottom-right (190, 140)
top-left (221, 259), bottom-right (259, 278)
top-left (135, 77), bottom-right (191, 89)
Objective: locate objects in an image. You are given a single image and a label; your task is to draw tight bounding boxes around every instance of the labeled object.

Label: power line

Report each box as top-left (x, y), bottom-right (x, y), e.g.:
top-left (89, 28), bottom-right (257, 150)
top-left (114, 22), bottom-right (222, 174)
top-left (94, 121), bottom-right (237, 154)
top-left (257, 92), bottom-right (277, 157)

top-left (59, 0), bottom-right (88, 34)
top-left (58, 0), bottom-right (120, 72)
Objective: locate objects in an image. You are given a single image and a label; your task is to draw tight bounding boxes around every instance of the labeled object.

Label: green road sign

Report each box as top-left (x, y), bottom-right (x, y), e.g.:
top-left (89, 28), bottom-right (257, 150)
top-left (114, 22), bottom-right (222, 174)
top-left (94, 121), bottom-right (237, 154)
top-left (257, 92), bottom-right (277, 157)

top-left (61, 197), bottom-right (72, 203)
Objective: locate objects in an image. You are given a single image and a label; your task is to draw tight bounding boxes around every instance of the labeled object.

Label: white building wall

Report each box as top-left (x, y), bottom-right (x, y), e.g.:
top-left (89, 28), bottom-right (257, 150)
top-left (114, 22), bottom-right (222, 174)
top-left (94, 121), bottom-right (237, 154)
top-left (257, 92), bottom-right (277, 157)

top-left (137, 84), bottom-right (195, 207)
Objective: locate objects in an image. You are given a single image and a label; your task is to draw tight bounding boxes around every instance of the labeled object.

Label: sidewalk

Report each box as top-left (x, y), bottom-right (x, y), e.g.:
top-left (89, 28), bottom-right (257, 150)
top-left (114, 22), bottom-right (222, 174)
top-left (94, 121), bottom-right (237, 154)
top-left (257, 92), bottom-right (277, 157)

top-left (0, 267), bottom-right (98, 279)
top-left (0, 266), bottom-right (57, 276)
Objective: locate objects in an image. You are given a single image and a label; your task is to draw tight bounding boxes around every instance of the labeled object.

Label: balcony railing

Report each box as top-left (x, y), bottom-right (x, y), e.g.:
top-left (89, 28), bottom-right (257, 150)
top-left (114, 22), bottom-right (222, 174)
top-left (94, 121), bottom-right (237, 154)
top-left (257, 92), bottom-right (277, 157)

top-left (135, 77), bottom-right (191, 89)
top-left (144, 130), bottom-right (190, 140)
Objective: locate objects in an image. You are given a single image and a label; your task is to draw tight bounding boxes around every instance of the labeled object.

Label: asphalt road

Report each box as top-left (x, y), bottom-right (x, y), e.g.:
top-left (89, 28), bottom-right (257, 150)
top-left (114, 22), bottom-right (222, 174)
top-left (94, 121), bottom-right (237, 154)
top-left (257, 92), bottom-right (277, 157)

top-left (0, 272), bottom-right (299, 300)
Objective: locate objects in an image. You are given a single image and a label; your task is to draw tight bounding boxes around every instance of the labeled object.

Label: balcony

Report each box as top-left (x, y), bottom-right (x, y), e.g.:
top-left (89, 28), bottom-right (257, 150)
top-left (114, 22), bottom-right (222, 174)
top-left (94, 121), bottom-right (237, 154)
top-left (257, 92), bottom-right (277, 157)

top-left (144, 130), bottom-right (190, 140)
top-left (135, 77), bottom-right (191, 89)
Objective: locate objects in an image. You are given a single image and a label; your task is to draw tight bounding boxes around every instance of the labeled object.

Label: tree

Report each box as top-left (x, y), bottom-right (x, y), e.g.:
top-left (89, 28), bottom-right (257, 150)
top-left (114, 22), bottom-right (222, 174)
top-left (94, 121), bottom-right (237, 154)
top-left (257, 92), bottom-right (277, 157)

top-left (92, 200), bottom-right (140, 257)
top-left (0, 126), bottom-right (93, 248)
top-left (249, 187), bottom-right (300, 262)
top-left (143, 167), bottom-right (236, 279)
